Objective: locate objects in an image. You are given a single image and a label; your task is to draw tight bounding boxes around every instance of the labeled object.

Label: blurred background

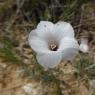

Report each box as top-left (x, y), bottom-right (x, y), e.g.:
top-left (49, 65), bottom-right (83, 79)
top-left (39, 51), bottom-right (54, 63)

top-left (0, 0), bottom-right (95, 95)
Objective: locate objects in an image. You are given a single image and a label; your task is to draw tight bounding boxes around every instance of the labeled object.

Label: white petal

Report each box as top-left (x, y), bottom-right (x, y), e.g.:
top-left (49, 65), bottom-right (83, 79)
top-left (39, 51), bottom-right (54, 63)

top-left (58, 37), bottom-right (79, 50)
top-left (36, 21), bottom-right (54, 40)
top-left (36, 52), bottom-right (62, 68)
top-left (28, 30), bottom-right (50, 53)
top-left (58, 37), bottom-right (79, 60)
top-left (62, 48), bottom-right (78, 60)
top-left (79, 44), bottom-right (89, 53)
top-left (28, 29), bottom-right (37, 38)
top-left (53, 21), bottom-right (74, 40)
top-left (37, 21), bottom-right (54, 32)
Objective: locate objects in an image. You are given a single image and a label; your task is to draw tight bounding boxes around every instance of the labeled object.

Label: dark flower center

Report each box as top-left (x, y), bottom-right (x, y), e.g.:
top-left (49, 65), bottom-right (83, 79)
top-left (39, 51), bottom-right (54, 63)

top-left (49, 41), bottom-right (58, 51)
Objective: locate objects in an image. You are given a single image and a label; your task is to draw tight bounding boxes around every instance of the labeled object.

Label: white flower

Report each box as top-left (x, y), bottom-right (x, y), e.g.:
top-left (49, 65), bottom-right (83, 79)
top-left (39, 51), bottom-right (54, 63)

top-left (79, 38), bottom-right (89, 53)
top-left (28, 21), bottom-right (79, 68)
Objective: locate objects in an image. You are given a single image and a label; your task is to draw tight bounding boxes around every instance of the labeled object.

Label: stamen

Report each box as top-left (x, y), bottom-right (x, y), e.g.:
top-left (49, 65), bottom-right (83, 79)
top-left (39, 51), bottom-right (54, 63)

top-left (49, 41), bottom-right (58, 51)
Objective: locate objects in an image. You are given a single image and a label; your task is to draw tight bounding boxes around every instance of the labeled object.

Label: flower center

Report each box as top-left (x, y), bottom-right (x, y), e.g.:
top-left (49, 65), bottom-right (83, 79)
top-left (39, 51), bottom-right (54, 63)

top-left (49, 41), bottom-right (58, 51)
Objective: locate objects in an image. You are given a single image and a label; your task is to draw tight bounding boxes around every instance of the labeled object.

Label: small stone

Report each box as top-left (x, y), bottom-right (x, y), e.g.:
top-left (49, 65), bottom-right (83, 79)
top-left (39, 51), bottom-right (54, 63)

top-left (89, 80), bottom-right (95, 88)
top-left (0, 63), bottom-right (7, 68)
top-left (22, 83), bottom-right (32, 94)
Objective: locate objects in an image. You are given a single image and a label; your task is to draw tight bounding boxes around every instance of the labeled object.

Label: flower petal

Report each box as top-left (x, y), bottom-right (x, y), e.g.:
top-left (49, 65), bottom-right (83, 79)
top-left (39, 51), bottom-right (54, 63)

top-left (58, 37), bottom-right (79, 50)
top-left (37, 21), bottom-right (54, 32)
top-left (36, 21), bottom-right (54, 40)
top-left (79, 44), bottom-right (89, 53)
top-left (58, 37), bottom-right (79, 60)
top-left (28, 29), bottom-right (50, 53)
top-left (62, 48), bottom-right (78, 60)
top-left (36, 52), bottom-right (62, 68)
top-left (53, 21), bottom-right (74, 40)
top-left (28, 29), bottom-right (37, 38)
